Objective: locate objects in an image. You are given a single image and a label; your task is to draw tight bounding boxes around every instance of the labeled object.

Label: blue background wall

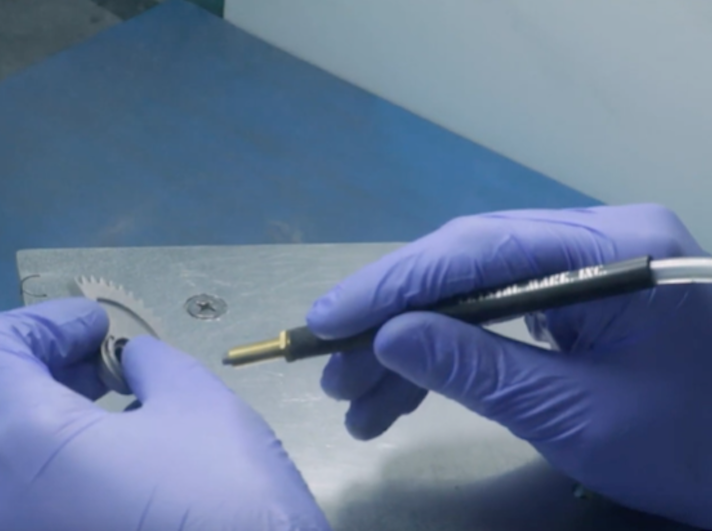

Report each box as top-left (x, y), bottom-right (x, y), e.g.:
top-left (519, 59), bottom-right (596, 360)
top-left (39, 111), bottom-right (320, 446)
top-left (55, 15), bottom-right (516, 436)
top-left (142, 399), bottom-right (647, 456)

top-left (0, 0), bottom-right (599, 311)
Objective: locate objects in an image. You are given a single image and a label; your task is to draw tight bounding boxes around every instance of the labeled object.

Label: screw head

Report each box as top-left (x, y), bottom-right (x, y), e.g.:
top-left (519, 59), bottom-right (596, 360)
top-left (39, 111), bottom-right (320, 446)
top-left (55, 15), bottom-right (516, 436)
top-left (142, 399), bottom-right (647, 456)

top-left (185, 294), bottom-right (227, 320)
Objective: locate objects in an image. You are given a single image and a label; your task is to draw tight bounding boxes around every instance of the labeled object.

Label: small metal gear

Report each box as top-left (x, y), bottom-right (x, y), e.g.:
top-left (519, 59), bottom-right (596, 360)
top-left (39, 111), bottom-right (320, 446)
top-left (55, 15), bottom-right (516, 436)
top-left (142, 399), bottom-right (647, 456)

top-left (74, 276), bottom-right (163, 395)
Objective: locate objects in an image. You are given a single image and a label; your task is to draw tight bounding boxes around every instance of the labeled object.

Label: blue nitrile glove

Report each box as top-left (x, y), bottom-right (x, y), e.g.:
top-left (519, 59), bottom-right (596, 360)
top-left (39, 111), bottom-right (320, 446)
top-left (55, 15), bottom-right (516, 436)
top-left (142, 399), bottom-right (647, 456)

top-left (0, 298), bottom-right (331, 531)
top-left (307, 203), bottom-right (712, 529)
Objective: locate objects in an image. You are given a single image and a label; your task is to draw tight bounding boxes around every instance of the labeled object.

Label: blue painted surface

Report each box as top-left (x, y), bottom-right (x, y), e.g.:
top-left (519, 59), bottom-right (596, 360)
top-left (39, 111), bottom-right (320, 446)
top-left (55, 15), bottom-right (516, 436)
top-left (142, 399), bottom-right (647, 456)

top-left (0, 0), bottom-right (600, 311)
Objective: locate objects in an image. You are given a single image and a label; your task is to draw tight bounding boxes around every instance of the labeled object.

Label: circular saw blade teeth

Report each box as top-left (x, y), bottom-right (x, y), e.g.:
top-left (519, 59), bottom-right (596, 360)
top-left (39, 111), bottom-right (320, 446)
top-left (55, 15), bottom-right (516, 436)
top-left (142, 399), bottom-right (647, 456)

top-left (73, 275), bottom-right (164, 338)
top-left (71, 275), bottom-right (165, 395)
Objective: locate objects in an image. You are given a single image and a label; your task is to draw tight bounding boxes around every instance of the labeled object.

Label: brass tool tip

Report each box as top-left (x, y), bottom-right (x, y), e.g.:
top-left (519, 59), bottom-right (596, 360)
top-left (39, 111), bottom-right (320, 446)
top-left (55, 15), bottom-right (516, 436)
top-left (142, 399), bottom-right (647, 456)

top-left (223, 330), bottom-right (290, 367)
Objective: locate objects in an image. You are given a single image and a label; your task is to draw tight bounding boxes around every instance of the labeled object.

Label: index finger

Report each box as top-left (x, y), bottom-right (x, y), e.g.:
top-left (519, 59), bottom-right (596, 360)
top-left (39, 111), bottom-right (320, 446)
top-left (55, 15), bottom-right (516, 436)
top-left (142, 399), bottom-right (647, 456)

top-left (0, 298), bottom-right (109, 401)
top-left (305, 204), bottom-right (695, 339)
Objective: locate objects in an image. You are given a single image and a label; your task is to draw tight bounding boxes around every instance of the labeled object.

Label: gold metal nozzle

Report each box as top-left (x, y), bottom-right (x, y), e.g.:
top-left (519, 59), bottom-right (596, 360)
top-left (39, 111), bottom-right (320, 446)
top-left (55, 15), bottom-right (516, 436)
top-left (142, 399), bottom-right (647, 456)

top-left (223, 330), bottom-right (290, 367)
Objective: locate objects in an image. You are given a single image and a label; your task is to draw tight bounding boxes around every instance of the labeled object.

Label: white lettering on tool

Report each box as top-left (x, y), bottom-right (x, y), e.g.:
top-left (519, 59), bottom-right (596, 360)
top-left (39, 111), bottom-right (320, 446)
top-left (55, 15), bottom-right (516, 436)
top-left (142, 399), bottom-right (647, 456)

top-left (460, 265), bottom-right (607, 302)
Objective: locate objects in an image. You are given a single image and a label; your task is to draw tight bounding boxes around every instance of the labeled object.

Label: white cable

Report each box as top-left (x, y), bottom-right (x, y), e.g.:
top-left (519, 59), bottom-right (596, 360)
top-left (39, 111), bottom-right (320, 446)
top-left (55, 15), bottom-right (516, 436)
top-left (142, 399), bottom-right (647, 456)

top-left (650, 258), bottom-right (712, 285)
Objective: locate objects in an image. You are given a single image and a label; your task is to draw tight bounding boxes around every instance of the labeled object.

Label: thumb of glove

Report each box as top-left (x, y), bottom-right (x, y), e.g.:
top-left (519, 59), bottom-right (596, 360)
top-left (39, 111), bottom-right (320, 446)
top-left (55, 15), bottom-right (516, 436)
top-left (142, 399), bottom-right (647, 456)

top-left (121, 336), bottom-right (236, 410)
top-left (374, 312), bottom-right (587, 442)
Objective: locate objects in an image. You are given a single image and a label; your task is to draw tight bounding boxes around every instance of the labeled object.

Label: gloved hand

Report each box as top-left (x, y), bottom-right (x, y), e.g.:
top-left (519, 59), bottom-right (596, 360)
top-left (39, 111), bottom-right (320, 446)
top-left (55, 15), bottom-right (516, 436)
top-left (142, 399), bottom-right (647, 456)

top-left (0, 298), bottom-right (331, 531)
top-left (307, 203), bottom-right (712, 529)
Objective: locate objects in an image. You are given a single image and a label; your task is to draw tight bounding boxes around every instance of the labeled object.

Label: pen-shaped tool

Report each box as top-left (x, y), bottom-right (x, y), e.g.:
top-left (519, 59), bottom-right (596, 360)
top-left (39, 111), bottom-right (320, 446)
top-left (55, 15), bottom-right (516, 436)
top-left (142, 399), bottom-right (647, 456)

top-left (222, 255), bottom-right (712, 367)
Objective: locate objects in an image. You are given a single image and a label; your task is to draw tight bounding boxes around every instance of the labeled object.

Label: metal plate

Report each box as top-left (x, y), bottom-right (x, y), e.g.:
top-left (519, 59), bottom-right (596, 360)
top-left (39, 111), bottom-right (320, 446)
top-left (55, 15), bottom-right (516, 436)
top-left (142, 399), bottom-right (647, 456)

top-left (16, 244), bottom-right (689, 531)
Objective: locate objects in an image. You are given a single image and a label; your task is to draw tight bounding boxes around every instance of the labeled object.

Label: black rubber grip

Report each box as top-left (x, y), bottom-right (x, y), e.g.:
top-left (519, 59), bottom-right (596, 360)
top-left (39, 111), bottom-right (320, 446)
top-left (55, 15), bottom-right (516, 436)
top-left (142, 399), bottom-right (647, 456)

top-left (286, 325), bottom-right (374, 361)
top-left (284, 255), bottom-right (655, 362)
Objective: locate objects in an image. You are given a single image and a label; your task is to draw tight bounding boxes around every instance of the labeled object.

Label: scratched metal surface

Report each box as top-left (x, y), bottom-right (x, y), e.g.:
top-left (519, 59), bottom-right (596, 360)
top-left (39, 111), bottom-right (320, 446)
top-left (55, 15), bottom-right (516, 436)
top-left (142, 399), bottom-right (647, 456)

top-left (16, 245), bottom-right (690, 531)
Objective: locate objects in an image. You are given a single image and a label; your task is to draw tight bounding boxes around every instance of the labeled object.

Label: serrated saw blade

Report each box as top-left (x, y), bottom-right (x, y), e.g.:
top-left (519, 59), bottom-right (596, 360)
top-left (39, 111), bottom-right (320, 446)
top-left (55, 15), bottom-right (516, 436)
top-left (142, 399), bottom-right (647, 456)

top-left (75, 276), bottom-right (163, 395)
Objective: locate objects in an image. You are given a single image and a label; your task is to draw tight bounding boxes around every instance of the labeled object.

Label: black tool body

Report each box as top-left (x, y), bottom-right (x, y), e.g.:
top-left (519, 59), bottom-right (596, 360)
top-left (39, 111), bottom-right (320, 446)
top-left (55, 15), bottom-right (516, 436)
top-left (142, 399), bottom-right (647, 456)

top-left (283, 256), bottom-right (655, 362)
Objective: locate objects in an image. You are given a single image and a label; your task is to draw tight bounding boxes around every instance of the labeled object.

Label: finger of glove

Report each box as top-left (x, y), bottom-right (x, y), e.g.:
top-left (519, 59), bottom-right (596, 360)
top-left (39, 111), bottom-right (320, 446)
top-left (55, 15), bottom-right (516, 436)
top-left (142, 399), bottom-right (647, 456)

top-left (0, 298), bottom-right (108, 368)
top-left (306, 207), bottom-right (608, 340)
top-left (120, 341), bottom-right (332, 529)
top-left (0, 299), bottom-right (108, 482)
top-left (121, 336), bottom-right (235, 409)
top-left (344, 371), bottom-right (427, 440)
top-left (52, 360), bottom-right (107, 401)
top-left (375, 312), bottom-right (588, 442)
top-left (321, 348), bottom-right (387, 401)
top-left (491, 204), bottom-right (706, 352)
top-left (307, 204), bottom-right (704, 349)
top-left (0, 298), bottom-right (109, 405)
top-left (490, 203), bottom-right (703, 258)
